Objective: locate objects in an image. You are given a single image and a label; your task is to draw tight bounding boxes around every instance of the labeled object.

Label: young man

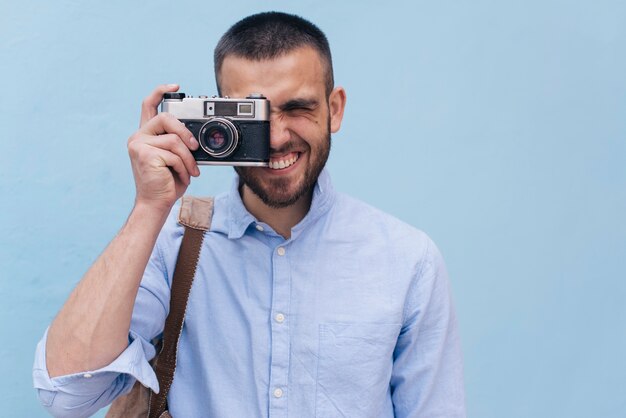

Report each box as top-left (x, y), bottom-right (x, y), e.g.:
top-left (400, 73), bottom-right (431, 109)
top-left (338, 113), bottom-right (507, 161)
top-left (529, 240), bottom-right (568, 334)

top-left (34, 12), bottom-right (466, 418)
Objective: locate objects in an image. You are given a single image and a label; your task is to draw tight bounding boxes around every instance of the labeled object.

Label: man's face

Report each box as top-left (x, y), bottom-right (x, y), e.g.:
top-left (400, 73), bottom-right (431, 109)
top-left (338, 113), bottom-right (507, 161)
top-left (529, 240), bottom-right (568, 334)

top-left (219, 47), bottom-right (342, 208)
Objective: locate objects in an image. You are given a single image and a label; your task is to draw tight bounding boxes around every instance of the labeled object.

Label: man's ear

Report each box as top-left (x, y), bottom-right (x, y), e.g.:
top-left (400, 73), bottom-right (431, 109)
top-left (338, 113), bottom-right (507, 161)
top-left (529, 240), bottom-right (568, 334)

top-left (328, 87), bottom-right (347, 133)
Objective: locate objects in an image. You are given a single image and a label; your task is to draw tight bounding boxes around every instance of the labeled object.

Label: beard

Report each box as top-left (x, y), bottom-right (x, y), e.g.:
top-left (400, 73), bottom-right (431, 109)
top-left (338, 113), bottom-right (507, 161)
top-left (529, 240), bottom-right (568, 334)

top-left (235, 122), bottom-right (331, 209)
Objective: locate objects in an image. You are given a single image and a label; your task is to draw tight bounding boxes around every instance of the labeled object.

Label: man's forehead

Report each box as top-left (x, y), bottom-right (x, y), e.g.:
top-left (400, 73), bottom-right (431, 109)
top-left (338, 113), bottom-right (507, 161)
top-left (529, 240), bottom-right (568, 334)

top-left (217, 46), bottom-right (327, 98)
top-left (220, 46), bottom-right (326, 73)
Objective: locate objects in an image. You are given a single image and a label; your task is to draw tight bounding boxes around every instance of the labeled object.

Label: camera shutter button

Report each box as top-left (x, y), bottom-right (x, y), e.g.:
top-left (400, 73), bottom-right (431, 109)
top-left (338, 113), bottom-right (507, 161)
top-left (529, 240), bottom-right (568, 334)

top-left (163, 92), bottom-right (185, 100)
top-left (246, 93), bottom-right (266, 99)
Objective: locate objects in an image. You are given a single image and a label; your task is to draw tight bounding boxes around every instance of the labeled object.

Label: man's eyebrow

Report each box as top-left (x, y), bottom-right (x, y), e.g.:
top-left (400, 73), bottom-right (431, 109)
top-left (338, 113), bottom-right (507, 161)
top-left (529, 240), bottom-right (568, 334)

top-left (278, 98), bottom-right (319, 111)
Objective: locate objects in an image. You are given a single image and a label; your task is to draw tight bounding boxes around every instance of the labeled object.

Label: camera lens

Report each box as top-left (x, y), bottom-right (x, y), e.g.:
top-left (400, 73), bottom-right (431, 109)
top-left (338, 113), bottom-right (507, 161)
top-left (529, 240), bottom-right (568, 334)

top-left (198, 119), bottom-right (239, 158)
top-left (207, 129), bottom-right (226, 151)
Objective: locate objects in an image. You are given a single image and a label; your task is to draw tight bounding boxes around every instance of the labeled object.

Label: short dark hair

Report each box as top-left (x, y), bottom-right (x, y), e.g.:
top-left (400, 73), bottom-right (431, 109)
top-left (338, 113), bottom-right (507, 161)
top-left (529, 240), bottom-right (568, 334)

top-left (214, 12), bottom-right (334, 96)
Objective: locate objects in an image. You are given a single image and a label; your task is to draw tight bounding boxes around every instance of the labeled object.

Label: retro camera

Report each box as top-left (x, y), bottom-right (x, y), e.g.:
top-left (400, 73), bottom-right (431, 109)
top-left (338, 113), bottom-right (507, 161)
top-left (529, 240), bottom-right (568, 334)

top-left (161, 92), bottom-right (270, 166)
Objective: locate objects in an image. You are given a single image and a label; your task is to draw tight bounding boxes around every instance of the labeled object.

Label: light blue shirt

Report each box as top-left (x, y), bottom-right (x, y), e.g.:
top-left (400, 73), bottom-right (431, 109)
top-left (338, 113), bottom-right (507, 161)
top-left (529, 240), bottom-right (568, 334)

top-left (33, 169), bottom-right (466, 417)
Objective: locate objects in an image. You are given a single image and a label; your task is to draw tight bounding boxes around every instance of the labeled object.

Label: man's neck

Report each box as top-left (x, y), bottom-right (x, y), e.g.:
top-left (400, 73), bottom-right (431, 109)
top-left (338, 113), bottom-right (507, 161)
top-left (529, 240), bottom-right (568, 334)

top-left (240, 185), bottom-right (313, 239)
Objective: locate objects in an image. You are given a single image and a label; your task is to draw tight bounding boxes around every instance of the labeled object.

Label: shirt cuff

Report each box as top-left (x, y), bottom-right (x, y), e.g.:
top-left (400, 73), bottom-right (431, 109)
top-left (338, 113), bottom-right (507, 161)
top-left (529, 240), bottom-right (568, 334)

top-left (33, 328), bottom-right (159, 410)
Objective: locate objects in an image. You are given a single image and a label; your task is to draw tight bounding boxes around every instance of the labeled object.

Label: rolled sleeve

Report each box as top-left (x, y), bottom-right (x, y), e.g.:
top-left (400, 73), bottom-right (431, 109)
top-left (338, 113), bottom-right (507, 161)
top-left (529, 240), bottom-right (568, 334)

top-left (33, 328), bottom-right (159, 418)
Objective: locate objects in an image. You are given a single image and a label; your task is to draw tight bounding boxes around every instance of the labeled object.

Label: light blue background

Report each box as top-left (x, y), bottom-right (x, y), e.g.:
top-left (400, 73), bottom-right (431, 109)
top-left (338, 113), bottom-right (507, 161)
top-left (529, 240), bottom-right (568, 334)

top-left (1, 1), bottom-right (625, 417)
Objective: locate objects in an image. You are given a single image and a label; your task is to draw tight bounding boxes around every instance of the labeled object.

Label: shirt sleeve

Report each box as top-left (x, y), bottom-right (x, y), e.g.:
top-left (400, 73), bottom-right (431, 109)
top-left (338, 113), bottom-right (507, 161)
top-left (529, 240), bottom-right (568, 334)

top-left (32, 228), bottom-right (177, 418)
top-left (390, 238), bottom-right (467, 418)
top-left (32, 328), bottom-right (158, 418)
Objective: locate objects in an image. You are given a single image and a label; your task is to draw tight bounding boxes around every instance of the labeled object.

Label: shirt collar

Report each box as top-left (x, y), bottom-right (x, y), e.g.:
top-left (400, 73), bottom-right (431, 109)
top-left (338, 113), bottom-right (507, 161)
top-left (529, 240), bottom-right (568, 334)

top-left (216, 168), bottom-right (335, 240)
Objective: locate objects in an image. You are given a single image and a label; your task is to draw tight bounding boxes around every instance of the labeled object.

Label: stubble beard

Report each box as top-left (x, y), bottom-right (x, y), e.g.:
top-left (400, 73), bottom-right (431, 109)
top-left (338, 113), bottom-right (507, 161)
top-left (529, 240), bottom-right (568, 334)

top-left (235, 124), bottom-right (331, 209)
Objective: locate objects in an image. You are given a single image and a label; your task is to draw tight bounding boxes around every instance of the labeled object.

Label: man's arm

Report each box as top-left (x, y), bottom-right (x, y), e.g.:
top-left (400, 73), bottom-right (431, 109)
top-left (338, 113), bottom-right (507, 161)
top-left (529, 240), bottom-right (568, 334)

top-left (390, 239), bottom-right (466, 418)
top-left (45, 84), bottom-right (200, 377)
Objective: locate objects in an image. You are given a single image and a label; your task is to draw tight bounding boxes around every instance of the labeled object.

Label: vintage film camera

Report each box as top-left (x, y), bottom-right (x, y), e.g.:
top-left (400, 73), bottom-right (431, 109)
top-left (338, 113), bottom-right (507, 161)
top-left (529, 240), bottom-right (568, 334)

top-left (161, 92), bottom-right (270, 166)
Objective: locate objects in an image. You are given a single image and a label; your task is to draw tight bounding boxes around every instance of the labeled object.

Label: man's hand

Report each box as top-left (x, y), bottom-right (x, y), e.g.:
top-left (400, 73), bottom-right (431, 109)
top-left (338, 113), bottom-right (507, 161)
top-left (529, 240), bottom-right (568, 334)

top-left (128, 84), bottom-right (200, 212)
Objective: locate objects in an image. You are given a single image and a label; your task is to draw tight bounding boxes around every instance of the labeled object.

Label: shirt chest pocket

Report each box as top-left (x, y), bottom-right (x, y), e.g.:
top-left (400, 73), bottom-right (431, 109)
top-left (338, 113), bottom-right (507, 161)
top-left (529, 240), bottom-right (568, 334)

top-left (316, 323), bottom-right (402, 418)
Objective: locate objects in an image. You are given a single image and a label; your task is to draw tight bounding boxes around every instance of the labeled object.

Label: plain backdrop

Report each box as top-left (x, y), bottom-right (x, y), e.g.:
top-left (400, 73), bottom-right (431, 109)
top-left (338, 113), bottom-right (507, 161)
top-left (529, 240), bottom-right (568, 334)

top-left (1, 1), bottom-right (625, 417)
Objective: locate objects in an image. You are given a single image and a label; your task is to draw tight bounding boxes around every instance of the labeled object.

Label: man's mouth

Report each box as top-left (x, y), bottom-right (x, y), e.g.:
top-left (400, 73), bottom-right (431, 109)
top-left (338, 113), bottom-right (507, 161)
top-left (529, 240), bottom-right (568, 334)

top-left (269, 152), bottom-right (300, 170)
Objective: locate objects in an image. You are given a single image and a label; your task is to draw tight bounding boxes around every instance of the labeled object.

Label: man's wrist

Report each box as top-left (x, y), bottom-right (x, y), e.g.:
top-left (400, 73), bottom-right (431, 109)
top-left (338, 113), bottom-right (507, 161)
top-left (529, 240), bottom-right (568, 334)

top-left (130, 199), bottom-right (172, 228)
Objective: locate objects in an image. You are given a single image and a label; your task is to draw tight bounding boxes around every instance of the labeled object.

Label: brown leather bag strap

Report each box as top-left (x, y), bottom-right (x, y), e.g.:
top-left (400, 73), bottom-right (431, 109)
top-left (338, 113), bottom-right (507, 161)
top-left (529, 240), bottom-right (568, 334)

top-left (148, 196), bottom-right (214, 418)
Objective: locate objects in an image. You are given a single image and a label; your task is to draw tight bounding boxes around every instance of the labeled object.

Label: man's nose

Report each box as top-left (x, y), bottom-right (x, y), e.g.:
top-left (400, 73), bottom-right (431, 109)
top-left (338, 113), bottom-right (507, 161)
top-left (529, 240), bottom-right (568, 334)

top-left (270, 113), bottom-right (290, 150)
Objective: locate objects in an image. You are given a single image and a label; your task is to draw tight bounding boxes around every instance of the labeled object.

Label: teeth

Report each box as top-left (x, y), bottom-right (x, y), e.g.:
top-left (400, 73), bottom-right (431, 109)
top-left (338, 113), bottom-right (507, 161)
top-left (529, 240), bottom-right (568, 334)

top-left (269, 153), bottom-right (299, 170)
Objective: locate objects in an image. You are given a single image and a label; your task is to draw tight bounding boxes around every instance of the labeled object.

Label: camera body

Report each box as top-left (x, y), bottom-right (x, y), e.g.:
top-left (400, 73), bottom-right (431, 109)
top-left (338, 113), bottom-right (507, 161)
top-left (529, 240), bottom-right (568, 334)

top-left (161, 92), bottom-right (270, 166)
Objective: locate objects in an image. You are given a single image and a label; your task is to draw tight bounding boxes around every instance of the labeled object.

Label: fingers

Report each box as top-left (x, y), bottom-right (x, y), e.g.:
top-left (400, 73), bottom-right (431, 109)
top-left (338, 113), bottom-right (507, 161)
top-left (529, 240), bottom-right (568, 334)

top-left (145, 134), bottom-right (200, 177)
top-left (140, 113), bottom-right (199, 151)
top-left (140, 84), bottom-right (180, 128)
top-left (157, 150), bottom-right (191, 187)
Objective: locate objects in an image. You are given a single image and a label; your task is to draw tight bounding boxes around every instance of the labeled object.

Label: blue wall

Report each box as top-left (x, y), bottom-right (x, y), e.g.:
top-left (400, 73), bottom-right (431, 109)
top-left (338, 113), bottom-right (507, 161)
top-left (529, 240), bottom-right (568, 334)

top-left (1, 1), bottom-right (625, 416)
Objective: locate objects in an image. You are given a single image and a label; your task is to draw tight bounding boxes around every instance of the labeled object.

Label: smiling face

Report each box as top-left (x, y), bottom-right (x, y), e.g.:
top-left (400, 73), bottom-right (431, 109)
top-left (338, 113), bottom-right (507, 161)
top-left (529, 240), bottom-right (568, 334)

top-left (218, 46), bottom-right (345, 208)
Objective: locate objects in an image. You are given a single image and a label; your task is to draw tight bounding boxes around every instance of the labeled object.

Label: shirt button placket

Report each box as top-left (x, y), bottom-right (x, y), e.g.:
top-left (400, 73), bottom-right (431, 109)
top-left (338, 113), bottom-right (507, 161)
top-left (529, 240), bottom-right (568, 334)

top-left (269, 244), bottom-right (290, 417)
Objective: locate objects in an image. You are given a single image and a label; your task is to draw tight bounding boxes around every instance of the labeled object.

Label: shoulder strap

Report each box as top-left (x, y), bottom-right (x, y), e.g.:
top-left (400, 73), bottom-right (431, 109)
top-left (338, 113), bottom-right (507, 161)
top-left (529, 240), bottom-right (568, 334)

top-left (177, 195), bottom-right (214, 231)
top-left (149, 196), bottom-right (214, 418)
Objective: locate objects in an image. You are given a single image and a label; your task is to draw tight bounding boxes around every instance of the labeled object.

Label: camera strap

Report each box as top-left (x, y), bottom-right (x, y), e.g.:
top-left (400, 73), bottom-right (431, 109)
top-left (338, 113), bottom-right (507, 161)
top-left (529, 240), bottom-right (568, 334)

top-left (149, 195), bottom-right (214, 418)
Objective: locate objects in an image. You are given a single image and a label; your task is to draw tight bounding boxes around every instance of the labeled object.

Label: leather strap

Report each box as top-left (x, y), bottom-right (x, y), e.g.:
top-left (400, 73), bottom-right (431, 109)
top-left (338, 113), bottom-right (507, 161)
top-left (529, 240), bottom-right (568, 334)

top-left (148, 196), bottom-right (213, 418)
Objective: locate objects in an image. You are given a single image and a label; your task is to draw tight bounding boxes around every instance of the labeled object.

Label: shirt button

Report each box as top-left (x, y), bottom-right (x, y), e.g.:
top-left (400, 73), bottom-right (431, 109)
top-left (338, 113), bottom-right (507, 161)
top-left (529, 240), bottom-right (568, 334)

top-left (255, 224), bottom-right (264, 232)
top-left (277, 247), bottom-right (286, 256)
top-left (275, 313), bottom-right (285, 323)
top-left (273, 388), bottom-right (283, 398)
top-left (83, 373), bottom-right (93, 378)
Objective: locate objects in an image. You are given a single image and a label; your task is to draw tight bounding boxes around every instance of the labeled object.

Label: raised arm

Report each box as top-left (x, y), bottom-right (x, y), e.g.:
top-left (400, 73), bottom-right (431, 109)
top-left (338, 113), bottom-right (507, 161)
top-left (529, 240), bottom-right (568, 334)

top-left (45, 84), bottom-right (200, 377)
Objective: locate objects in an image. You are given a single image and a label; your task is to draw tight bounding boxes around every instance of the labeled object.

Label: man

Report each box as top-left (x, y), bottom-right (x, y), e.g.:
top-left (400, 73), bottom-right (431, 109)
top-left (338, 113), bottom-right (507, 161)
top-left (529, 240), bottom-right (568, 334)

top-left (33, 12), bottom-right (466, 418)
